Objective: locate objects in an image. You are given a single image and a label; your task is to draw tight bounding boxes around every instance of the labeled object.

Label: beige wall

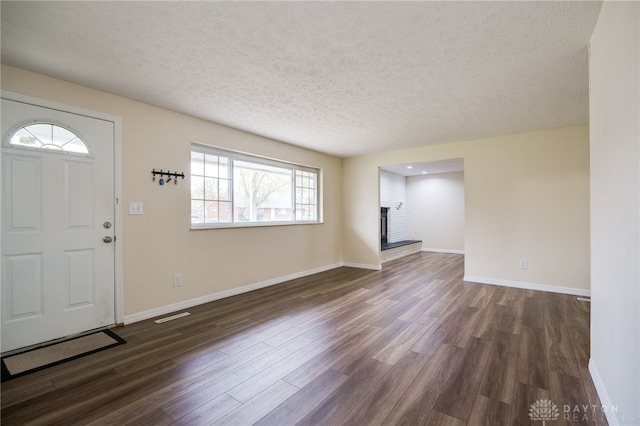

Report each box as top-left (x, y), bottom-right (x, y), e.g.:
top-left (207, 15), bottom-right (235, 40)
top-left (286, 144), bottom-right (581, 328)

top-left (407, 171), bottom-right (465, 252)
top-left (1, 65), bottom-right (344, 318)
top-left (344, 126), bottom-right (590, 291)
top-left (589, 1), bottom-right (639, 423)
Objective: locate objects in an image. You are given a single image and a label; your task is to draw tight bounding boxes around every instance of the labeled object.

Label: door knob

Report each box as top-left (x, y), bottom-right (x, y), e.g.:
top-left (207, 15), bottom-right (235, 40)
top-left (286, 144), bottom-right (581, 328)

top-left (103, 236), bottom-right (113, 243)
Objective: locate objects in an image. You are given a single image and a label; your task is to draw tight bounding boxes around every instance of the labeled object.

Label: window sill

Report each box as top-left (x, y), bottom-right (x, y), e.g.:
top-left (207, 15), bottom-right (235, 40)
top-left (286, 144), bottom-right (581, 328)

top-left (190, 221), bottom-right (324, 230)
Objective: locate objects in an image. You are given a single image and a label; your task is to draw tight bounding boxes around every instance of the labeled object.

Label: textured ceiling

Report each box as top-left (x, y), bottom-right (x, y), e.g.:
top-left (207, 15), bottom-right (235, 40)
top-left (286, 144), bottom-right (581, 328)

top-left (1, 1), bottom-right (602, 158)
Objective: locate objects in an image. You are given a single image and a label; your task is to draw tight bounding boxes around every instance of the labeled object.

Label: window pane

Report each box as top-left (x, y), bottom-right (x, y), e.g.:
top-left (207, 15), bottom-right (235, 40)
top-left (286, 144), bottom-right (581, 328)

top-left (52, 126), bottom-right (77, 146)
top-left (64, 138), bottom-right (89, 154)
top-left (218, 201), bottom-right (232, 223)
top-left (10, 128), bottom-right (41, 148)
top-left (205, 201), bottom-right (219, 223)
top-left (309, 205), bottom-right (317, 220)
top-left (204, 154), bottom-right (218, 177)
top-left (191, 200), bottom-right (204, 224)
top-left (191, 151), bottom-right (204, 176)
top-left (191, 175), bottom-right (204, 199)
top-left (234, 160), bottom-right (291, 223)
top-left (26, 124), bottom-right (52, 145)
top-left (219, 156), bottom-right (230, 179)
top-left (219, 179), bottom-right (231, 201)
top-left (294, 169), bottom-right (318, 222)
top-left (204, 177), bottom-right (218, 201)
top-left (304, 205), bottom-right (316, 221)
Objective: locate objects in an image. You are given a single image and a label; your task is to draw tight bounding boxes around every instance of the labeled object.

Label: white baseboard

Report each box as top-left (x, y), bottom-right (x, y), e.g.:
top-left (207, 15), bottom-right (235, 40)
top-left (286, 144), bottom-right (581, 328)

top-left (124, 262), bottom-right (343, 324)
top-left (422, 248), bottom-right (465, 254)
top-left (342, 262), bottom-right (382, 271)
top-left (589, 359), bottom-right (619, 426)
top-left (463, 275), bottom-right (591, 297)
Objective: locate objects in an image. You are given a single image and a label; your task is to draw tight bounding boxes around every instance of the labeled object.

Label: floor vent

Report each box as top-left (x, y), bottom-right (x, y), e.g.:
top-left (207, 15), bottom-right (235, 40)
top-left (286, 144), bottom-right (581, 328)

top-left (154, 312), bottom-right (190, 324)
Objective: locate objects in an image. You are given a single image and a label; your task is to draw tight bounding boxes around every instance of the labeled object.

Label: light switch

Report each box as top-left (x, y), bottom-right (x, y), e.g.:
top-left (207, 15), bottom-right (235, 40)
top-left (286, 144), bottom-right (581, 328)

top-left (128, 201), bottom-right (143, 215)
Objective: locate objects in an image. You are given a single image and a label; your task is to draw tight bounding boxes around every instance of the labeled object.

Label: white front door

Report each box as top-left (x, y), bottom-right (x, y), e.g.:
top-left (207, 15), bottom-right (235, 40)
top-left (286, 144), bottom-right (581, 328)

top-left (1, 97), bottom-right (116, 353)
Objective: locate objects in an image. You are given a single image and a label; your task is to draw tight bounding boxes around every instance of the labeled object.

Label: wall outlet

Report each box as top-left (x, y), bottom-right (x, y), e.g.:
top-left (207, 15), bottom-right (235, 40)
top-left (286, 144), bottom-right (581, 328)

top-left (321, 248), bottom-right (326, 257)
top-left (519, 259), bottom-right (528, 270)
top-left (173, 273), bottom-right (183, 287)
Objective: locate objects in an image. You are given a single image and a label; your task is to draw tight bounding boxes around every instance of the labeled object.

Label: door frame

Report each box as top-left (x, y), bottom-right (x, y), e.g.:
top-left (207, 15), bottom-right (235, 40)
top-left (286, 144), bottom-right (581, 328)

top-left (1, 90), bottom-right (124, 325)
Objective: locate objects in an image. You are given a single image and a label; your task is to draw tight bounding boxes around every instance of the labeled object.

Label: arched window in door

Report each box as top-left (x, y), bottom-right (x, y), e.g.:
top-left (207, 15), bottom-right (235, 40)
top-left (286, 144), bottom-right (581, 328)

top-left (7, 123), bottom-right (89, 154)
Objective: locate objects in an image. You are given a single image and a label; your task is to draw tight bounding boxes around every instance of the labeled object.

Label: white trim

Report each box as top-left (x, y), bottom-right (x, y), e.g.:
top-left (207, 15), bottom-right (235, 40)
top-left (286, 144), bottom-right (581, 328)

top-left (113, 118), bottom-right (124, 324)
top-left (463, 275), bottom-right (591, 297)
top-left (343, 262), bottom-right (383, 271)
top-left (1, 90), bottom-right (122, 126)
top-left (589, 359), bottom-right (619, 426)
top-left (422, 248), bottom-right (465, 254)
top-left (1, 90), bottom-right (125, 325)
top-left (124, 262), bottom-right (343, 324)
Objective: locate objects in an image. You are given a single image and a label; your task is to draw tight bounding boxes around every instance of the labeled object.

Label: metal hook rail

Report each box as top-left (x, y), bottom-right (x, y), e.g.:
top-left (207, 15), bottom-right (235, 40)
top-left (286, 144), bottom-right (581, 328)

top-left (152, 169), bottom-right (185, 185)
top-left (151, 169), bottom-right (185, 179)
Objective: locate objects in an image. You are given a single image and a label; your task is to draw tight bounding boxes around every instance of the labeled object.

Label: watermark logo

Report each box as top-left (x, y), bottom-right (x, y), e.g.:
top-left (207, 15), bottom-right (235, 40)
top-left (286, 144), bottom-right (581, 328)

top-left (528, 398), bottom-right (620, 424)
top-left (529, 399), bottom-right (560, 425)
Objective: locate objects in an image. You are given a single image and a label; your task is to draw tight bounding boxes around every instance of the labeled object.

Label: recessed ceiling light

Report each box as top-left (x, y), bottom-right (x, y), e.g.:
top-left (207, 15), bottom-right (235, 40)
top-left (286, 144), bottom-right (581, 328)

top-left (406, 166), bottom-right (412, 169)
top-left (422, 171), bottom-right (427, 174)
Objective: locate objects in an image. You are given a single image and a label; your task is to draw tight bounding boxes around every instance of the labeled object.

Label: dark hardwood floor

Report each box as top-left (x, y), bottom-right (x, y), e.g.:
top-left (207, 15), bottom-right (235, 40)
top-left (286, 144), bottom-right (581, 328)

top-left (1, 252), bottom-right (606, 425)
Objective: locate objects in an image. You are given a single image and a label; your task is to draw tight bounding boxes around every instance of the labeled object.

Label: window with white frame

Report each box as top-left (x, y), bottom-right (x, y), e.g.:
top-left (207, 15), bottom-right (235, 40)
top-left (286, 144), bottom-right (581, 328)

top-left (7, 123), bottom-right (90, 155)
top-left (190, 145), bottom-right (320, 227)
